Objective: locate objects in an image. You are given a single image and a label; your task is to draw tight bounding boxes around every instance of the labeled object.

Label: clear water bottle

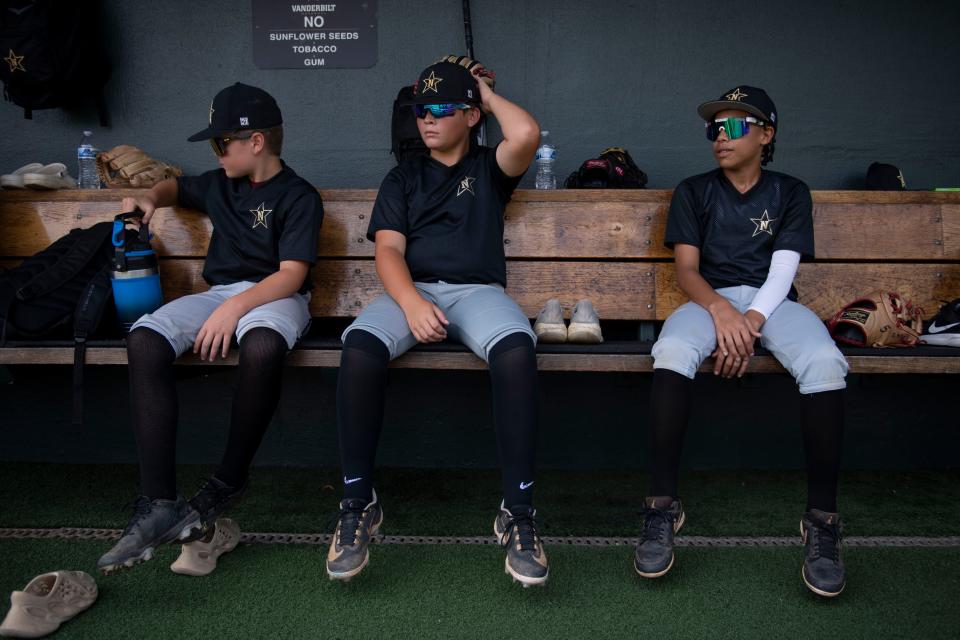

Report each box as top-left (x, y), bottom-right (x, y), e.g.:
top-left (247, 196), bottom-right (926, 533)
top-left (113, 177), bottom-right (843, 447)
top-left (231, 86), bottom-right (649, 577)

top-left (534, 130), bottom-right (557, 190)
top-left (77, 130), bottom-right (100, 189)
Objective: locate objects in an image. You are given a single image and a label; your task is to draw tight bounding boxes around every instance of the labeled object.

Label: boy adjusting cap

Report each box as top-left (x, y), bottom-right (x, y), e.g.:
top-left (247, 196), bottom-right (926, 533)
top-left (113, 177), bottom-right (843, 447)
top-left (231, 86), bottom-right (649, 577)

top-left (402, 61), bottom-right (480, 106)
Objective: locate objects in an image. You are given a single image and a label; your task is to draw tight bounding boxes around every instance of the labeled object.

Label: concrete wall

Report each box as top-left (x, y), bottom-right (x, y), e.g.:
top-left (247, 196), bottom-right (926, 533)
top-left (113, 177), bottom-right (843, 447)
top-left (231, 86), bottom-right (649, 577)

top-left (1, 0), bottom-right (958, 190)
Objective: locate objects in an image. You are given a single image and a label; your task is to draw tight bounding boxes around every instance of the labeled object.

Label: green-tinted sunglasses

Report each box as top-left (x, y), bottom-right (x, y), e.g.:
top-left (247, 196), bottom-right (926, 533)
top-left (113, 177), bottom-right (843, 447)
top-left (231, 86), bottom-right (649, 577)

top-left (705, 116), bottom-right (767, 141)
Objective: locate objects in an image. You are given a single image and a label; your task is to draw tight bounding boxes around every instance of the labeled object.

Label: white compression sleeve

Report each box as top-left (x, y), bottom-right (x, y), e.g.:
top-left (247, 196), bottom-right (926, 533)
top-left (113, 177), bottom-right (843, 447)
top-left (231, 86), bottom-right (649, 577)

top-left (747, 249), bottom-right (801, 321)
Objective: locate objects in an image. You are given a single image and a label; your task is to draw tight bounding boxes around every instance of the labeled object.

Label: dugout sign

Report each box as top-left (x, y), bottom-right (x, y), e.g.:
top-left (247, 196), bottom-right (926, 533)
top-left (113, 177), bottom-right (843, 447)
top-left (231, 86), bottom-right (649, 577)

top-left (252, 1), bottom-right (378, 69)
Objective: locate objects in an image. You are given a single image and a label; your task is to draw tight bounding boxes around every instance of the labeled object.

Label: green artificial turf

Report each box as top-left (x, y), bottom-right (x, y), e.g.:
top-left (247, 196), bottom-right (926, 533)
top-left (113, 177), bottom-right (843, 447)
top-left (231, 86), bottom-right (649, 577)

top-left (1, 463), bottom-right (958, 537)
top-left (0, 539), bottom-right (957, 639)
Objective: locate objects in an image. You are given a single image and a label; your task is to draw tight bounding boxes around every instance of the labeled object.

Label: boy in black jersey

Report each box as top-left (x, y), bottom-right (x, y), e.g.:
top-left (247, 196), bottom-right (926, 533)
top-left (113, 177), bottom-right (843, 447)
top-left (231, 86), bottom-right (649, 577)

top-left (98, 83), bottom-right (323, 575)
top-left (325, 60), bottom-right (548, 587)
top-left (635, 87), bottom-right (849, 597)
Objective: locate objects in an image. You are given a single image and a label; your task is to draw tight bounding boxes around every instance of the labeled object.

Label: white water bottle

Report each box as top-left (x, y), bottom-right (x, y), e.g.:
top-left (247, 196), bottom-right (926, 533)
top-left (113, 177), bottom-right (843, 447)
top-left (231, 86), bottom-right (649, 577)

top-left (535, 130), bottom-right (557, 190)
top-left (77, 130), bottom-right (100, 189)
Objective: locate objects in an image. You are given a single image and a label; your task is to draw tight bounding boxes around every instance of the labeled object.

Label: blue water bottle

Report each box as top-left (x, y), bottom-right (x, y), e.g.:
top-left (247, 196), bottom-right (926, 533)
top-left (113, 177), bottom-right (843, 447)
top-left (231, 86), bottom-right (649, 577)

top-left (111, 212), bottom-right (164, 331)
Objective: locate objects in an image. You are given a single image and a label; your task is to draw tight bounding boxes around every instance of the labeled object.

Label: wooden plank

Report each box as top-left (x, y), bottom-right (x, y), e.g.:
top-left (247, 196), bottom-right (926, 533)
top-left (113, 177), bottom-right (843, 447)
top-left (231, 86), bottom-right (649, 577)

top-left (654, 266), bottom-right (688, 321)
top-left (6, 254), bottom-right (954, 322)
top-left (0, 189), bottom-right (379, 205)
top-left (76, 258), bottom-right (655, 320)
top-left (793, 263), bottom-right (960, 321)
top-left (812, 203), bottom-right (945, 260)
top-left (655, 263), bottom-right (960, 321)
top-left (5, 188), bottom-right (960, 204)
top-left (943, 205), bottom-right (960, 259)
top-left (0, 198), bottom-right (377, 259)
top-left (501, 200), bottom-right (670, 258)
top-left (0, 197), bottom-right (662, 259)
top-left (305, 260), bottom-right (658, 320)
top-left (3, 256), bottom-right (953, 322)
top-left (0, 197), bottom-right (672, 260)
top-left (5, 190), bottom-right (960, 261)
top-left (2, 347), bottom-right (959, 373)
top-left (306, 259), bottom-right (656, 320)
top-left (810, 191), bottom-right (960, 205)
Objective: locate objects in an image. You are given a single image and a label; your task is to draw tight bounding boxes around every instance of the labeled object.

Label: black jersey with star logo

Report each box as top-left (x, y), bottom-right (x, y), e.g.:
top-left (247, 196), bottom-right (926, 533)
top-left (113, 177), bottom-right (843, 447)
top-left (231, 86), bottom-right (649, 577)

top-left (367, 144), bottom-right (523, 287)
top-left (176, 162), bottom-right (323, 294)
top-left (664, 168), bottom-right (814, 299)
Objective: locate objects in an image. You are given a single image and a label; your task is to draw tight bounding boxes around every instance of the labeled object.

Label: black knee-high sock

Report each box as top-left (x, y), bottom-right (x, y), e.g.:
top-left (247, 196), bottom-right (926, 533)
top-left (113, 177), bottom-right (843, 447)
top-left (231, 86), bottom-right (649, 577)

top-left (488, 332), bottom-right (539, 508)
top-left (337, 330), bottom-right (389, 502)
top-left (215, 328), bottom-right (289, 488)
top-left (127, 327), bottom-right (178, 500)
top-left (647, 369), bottom-right (694, 499)
top-left (801, 389), bottom-right (844, 513)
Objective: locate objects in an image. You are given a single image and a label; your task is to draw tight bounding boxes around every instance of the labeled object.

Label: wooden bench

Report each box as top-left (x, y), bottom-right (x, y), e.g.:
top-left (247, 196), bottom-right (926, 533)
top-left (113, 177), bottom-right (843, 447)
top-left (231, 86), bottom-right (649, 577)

top-left (1, 189), bottom-right (959, 374)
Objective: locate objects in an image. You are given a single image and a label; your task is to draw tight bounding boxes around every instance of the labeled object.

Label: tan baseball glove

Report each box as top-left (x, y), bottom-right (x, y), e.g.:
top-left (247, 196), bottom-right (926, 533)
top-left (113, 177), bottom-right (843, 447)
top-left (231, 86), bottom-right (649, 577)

top-left (96, 145), bottom-right (182, 189)
top-left (827, 290), bottom-right (924, 347)
top-left (436, 54), bottom-right (496, 89)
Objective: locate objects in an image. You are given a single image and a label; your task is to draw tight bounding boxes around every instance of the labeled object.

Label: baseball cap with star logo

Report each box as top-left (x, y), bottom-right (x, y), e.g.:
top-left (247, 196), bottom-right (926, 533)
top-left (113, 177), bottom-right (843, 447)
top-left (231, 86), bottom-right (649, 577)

top-left (402, 60), bottom-right (480, 106)
top-left (697, 85), bottom-right (778, 130)
top-left (187, 82), bottom-right (283, 141)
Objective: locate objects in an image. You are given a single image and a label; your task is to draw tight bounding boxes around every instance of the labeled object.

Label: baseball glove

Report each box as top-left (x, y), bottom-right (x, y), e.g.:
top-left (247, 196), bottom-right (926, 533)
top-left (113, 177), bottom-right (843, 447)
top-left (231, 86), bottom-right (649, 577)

top-left (96, 145), bottom-right (182, 189)
top-left (436, 54), bottom-right (496, 89)
top-left (827, 290), bottom-right (924, 347)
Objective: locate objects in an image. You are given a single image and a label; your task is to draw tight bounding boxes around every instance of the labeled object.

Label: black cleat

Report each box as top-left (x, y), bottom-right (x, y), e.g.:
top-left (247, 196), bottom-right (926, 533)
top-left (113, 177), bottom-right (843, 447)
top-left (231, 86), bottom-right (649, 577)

top-left (326, 489), bottom-right (383, 581)
top-left (183, 476), bottom-right (247, 542)
top-left (494, 503), bottom-right (549, 587)
top-left (634, 497), bottom-right (685, 578)
top-left (97, 495), bottom-right (200, 575)
top-left (801, 509), bottom-right (845, 597)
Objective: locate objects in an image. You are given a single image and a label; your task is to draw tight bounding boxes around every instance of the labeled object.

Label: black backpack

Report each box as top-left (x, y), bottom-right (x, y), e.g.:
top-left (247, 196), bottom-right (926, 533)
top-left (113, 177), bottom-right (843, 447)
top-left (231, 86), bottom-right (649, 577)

top-left (564, 147), bottom-right (648, 189)
top-left (390, 84), bottom-right (429, 164)
top-left (0, 221), bottom-right (119, 424)
top-left (0, 0), bottom-right (110, 124)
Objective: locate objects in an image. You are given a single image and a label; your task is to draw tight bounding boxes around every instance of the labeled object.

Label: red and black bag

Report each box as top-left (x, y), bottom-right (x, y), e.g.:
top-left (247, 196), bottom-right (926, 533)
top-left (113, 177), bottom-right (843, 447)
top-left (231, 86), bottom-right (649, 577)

top-left (565, 147), bottom-right (648, 189)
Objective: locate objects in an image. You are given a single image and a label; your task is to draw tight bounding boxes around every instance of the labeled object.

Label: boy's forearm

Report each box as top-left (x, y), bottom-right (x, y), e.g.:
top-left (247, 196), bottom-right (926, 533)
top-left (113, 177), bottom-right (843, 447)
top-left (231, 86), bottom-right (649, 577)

top-left (148, 178), bottom-right (179, 209)
top-left (485, 92), bottom-right (539, 144)
top-left (376, 247), bottom-right (423, 312)
top-left (225, 264), bottom-right (307, 316)
top-left (676, 266), bottom-right (729, 317)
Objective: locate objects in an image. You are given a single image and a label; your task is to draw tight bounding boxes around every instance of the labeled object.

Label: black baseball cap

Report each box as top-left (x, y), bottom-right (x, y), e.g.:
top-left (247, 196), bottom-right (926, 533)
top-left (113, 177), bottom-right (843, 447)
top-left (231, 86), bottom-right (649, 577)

top-left (402, 61), bottom-right (480, 106)
top-left (865, 162), bottom-right (907, 190)
top-left (697, 86), bottom-right (778, 129)
top-left (187, 83), bottom-right (283, 142)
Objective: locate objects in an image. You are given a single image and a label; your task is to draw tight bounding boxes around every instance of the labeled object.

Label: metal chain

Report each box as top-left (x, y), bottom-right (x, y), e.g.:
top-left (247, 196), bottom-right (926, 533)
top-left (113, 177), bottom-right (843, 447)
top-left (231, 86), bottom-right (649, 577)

top-left (1, 528), bottom-right (958, 548)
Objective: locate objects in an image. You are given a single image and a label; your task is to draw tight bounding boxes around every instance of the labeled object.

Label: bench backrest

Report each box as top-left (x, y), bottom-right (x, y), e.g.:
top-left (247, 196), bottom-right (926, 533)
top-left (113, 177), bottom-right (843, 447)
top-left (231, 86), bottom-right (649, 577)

top-left (1, 189), bottom-right (958, 321)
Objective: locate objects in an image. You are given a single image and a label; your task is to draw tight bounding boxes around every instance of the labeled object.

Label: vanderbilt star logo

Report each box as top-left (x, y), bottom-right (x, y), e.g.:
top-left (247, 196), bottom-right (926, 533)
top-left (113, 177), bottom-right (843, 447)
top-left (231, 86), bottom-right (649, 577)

top-left (4, 49), bottom-right (26, 73)
top-left (250, 202), bottom-right (272, 229)
top-left (457, 176), bottom-right (476, 197)
top-left (421, 71), bottom-right (443, 94)
top-left (750, 209), bottom-right (776, 237)
top-left (726, 87), bottom-right (748, 101)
